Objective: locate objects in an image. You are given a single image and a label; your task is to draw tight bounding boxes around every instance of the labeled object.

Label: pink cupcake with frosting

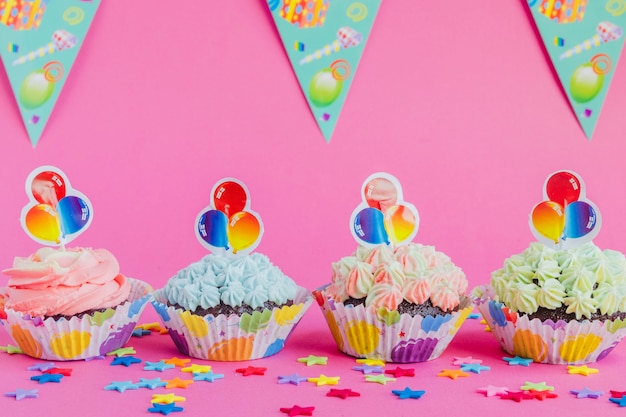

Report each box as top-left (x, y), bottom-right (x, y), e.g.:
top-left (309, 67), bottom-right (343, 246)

top-left (0, 166), bottom-right (152, 360)
top-left (315, 173), bottom-right (472, 363)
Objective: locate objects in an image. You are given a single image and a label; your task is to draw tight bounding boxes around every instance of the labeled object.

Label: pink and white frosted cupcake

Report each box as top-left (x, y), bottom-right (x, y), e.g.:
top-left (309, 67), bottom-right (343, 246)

top-left (0, 167), bottom-right (152, 360)
top-left (315, 173), bottom-right (472, 363)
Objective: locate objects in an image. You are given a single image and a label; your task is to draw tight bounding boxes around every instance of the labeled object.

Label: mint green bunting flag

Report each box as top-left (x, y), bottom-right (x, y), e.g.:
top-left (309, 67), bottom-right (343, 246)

top-left (528, 0), bottom-right (626, 139)
top-left (0, 0), bottom-right (100, 147)
top-left (267, 0), bottom-right (381, 142)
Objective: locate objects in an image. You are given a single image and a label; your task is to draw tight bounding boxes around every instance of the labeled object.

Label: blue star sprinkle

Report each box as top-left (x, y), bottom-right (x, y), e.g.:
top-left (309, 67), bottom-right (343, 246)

top-left (104, 381), bottom-right (140, 393)
top-left (148, 403), bottom-right (184, 415)
top-left (137, 378), bottom-right (168, 390)
top-left (570, 387), bottom-right (603, 399)
top-left (277, 373), bottom-right (309, 386)
top-left (502, 356), bottom-right (533, 366)
top-left (4, 388), bottom-right (38, 400)
top-left (144, 360), bottom-right (175, 372)
top-left (30, 374), bottom-right (63, 384)
top-left (111, 356), bottom-right (142, 367)
top-left (132, 328), bottom-right (152, 337)
top-left (391, 387), bottom-right (426, 400)
top-left (610, 396), bottom-right (626, 407)
top-left (352, 364), bottom-right (384, 375)
top-left (468, 313), bottom-right (481, 319)
top-left (193, 371), bottom-right (225, 383)
top-left (460, 363), bottom-right (491, 374)
top-left (27, 362), bottom-right (56, 372)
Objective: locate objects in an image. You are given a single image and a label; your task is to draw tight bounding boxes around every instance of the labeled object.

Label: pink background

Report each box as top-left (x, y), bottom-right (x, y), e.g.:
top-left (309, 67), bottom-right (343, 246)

top-left (1, 1), bottom-right (626, 416)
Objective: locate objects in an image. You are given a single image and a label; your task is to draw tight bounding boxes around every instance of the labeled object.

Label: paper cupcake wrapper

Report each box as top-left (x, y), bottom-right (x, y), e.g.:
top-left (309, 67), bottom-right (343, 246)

top-left (151, 286), bottom-right (313, 361)
top-left (475, 290), bottom-right (626, 365)
top-left (0, 278), bottom-right (153, 361)
top-left (313, 286), bottom-right (472, 363)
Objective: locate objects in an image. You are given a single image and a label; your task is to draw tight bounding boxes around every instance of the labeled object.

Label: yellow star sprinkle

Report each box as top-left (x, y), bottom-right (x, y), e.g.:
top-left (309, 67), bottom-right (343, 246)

top-left (151, 393), bottom-right (186, 404)
top-left (307, 374), bottom-right (340, 386)
top-left (364, 374), bottom-right (396, 385)
top-left (138, 322), bottom-right (162, 331)
top-left (181, 364), bottom-right (212, 374)
top-left (356, 358), bottom-right (385, 367)
top-left (567, 365), bottom-right (599, 376)
top-left (106, 347), bottom-right (136, 357)
top-left (437, 369), bottom-right (470, 380)
top-left (297, 355), bottom-right (328, 366)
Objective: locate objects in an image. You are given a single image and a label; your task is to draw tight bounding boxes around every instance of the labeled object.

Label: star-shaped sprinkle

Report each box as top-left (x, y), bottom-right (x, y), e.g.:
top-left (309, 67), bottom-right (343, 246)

top-left (468, 313), bottom-right (481, 319)
top-left (164, 377), bottom-right (194, 389)
top-left (162, 357), bottom-right (190, 367)
top-left (193, 371), bottom-right (224, 383)
top-left (502, 356), bottom-right (532, 366)
top-left (527, 389), bottom-right (558, 400)
top-left (460, 363), bottom-right (490, 374)
top-left (30, 374), bottom-right (63, 384)
top-left (568, 365), bottom-right (599, 376)
top-left (144, 360), bottom-right (175, 372)
top-left (132, 328), bottom-right (152, 337)
top-left (392, 387), bottom-right (426, 400)
top-left (137, 378), bottom-right (168, 390)
top-left (570, 388), bottom-right (603, 399)
top-left (520, 381), bottom-right (553, 391)
top-left (4, 388), bottom-right (38, 400)
top-left (104, 381), bottom-right (139, 393)
top-left (308, 374), bottom-right (340, 386)
top-left (364, 374), bottom-right (396, 385)
top-left (278, 373), bottom-right (309, 386)
top-left (297, 355), bottom-right (328, 366)
top-left (477, 385), bottom-right (510, 397)
top-left (326, 388), bottom-right (360, 399)
top-left (611, 390), bottom-right (626, 398)
top-left (610, 396), bottom-right (626, 407)
top-left (106, 347), bottom-right (136, 357)
top-left (279, 405), bottom-right (315, 416)
top-left (437, 369), bottom-right (470, 380)
top-left (385, 367), bottom-right (415, 378)
top-left (181, 364), bottom-right (211, 374)
top-left (138, 322), bottom-right (162, 331)
top-left (452, 356), bottom-right (482, 366)
top-left (43, 368), bottom-right (72, 376)
top-left (148, 403), bottom-right (184, 415)
top-left (111, 356), bottom-right (142, 367)
top-left (27, 362), bottom-right (56, 372)
top-left (352, 364), bottom-right (383, 374)
top-left (356, 358), bottom-right (385, 367)
top-left (152, 393), bottom-right (186, 404)
top-left (497, 390), bottom-right (534, 402)
top-left (0, 345), bottom-right (23, 354)
top-left (85, 355), bottom-right (105, 361)
top-left (236, 366), bottom-right (267, 376)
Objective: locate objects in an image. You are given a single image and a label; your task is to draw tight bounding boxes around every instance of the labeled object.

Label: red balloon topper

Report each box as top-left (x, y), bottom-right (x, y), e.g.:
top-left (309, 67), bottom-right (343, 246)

top-left (545, 171), bottom-right (581, 207)
top-left (213, 180), bottom-right (248, 218)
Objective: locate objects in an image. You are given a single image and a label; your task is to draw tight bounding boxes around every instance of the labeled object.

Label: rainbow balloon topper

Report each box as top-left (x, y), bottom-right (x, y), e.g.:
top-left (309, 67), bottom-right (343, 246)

top-left (195, 178), bottom-right (264, 256)
top-left (530, 170), bottom-right (601, 249)
top-left (350, 173), bottom-right (419, 248)
top-left (21, 166), bottom-right (93, 247)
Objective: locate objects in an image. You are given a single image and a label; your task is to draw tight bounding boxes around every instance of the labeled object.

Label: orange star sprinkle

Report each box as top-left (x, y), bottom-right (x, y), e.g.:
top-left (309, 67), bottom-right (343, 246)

top-left (164, 377), bottom-right (194, 389)
top-left (162, 357), bottom-right (191, 367)
top-left (437, 369), bottom-right (470, 380)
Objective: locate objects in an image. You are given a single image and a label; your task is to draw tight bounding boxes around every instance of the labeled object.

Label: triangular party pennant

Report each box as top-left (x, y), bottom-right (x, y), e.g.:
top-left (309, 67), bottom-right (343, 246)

top-left (528, 1), bottom-right (626, 139)
top-left (0, 0), bottom-right (100, 147)
top-left (267, 0), bottom-right (381, 142)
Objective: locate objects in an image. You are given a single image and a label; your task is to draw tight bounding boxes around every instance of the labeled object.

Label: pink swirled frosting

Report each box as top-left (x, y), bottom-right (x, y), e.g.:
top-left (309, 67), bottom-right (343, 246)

top-left (327, 243), bottom-right (467, 311)
top-left (2, 247), bottom-right (131, 316)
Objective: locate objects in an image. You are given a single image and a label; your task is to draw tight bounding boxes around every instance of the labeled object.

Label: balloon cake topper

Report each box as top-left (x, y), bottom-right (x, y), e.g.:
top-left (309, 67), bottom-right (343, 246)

top-left (350, 173), bottom-right (419, 248)
top-left (21, 166), bottom-right (93, 247)
top-left (530, 170), bottom-right (601, 249)
top-left (195, 178), bottom-right (264, 256)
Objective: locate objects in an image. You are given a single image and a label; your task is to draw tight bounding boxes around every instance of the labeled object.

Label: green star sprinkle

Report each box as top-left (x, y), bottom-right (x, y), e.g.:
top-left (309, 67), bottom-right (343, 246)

top-left (520, 381), bottom-right (554, 391)
top-left (297, 355), bottom-right (328, 366)
top-left (106, 347), bottom-right (136, 357)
